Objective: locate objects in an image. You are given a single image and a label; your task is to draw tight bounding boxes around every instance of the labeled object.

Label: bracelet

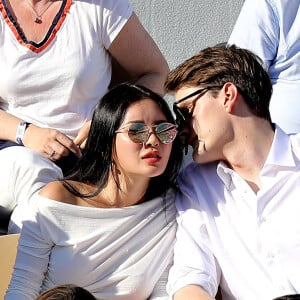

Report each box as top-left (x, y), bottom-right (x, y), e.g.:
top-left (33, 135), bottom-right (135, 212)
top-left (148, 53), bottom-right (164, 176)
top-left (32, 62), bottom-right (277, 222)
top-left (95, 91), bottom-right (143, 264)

top-left (15, 122), bottom-right (31, 146)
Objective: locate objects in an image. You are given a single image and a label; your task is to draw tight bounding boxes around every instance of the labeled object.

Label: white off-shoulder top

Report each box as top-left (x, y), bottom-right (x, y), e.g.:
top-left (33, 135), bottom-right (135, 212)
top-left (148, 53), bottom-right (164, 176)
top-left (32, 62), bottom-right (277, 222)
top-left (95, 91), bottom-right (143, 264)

top-left (5, 188), bottom-right (177, 300)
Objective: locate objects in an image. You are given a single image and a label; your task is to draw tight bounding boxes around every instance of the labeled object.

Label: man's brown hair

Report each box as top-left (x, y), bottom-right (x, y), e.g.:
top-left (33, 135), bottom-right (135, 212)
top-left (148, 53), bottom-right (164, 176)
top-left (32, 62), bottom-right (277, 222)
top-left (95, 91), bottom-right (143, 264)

top-left (165, 43), bottom-right (273, 121)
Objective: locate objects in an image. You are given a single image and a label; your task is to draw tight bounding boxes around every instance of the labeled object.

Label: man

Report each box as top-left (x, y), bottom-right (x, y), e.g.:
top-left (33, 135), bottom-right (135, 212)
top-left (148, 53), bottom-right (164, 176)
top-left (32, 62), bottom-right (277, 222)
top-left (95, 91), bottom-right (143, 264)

top-left (166, 44), bottom-right (300, 300)
top-left (228, 0), bottom-right (300, 134)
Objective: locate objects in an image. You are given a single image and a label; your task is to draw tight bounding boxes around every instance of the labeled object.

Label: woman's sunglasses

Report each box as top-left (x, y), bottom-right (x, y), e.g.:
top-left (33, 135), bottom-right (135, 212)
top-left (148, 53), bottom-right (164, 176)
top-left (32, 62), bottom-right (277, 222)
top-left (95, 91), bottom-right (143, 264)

top-left (116, 122), bottom-right (178, 144)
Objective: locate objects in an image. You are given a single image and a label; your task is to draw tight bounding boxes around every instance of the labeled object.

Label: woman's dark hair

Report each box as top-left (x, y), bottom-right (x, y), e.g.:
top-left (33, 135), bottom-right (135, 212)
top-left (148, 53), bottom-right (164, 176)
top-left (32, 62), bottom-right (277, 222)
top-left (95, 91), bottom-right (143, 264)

top-left (63, 83), bottom-right (183, 200)
top-left (35, 284), bottom-right (96, 300)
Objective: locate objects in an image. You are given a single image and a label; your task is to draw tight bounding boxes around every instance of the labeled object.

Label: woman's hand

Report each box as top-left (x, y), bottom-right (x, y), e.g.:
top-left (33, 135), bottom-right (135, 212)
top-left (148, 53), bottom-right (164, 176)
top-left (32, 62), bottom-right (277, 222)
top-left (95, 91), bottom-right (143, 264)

top-left (23, 125), bottom-right (82, 161)
top-left (73, 120), bottom-right (91, 150)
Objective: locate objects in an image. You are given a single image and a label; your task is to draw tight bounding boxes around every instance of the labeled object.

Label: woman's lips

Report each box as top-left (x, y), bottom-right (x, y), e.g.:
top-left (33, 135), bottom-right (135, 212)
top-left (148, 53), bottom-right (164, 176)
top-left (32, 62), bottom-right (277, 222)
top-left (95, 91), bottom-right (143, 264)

top-left (142, 151), bottom-right (161, 163)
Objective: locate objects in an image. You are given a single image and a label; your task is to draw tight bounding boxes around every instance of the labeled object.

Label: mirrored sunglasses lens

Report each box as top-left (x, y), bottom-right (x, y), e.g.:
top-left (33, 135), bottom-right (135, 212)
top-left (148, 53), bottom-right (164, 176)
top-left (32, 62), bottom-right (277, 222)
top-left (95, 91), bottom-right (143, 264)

top-left (128, 124), bottom-right (148, 143)
top-left (156, 123), bottom-right (178, 144)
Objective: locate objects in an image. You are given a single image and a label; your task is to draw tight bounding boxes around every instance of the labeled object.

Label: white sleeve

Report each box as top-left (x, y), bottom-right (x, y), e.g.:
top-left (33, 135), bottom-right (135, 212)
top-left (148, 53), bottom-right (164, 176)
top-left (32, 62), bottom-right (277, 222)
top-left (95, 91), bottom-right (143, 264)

top-left (5, 201), bottom-right (53, 300)
top-left (98, 0), bottom-right (133, 49)
top-left (228, 0), bottom-right (279, 69)
top-left (166, 173), bottom-right (219, 298)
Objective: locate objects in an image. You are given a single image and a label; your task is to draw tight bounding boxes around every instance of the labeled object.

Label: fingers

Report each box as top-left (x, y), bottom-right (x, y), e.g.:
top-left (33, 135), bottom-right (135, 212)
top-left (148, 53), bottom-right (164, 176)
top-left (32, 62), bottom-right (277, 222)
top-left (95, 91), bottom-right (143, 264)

top-left (47, 131), bottom-right (82, 161)
top-left (49, 150), bottom-right (56, 158)
top-left (56, 132), bottom-right (82, 157)
top-left (23, 125), bottom-right (82, 161)
top-left (47, 150), bottom-right (58, 161)
top-left (74, 120), bottom-right (91, 149)
top-left (73, 134), bottom-right (85, 148)
top-left (78, 138), bottom-right (87, 150)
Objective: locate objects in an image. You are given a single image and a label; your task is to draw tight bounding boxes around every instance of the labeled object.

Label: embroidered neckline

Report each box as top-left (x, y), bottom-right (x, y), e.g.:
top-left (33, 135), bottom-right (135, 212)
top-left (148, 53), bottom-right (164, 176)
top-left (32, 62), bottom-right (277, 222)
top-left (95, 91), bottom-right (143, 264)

top-left (0, 0), bottom-right (71, 53)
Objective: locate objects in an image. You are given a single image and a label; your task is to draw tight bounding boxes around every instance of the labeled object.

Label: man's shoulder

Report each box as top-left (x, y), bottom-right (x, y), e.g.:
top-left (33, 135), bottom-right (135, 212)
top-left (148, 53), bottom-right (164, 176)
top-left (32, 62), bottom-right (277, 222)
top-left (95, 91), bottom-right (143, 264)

top-left (177, 161), bottom-right (221, 195)
top-left (180, 160), bottom-right (218, 178)
top-left (175, 161), bottom-right (223, 213)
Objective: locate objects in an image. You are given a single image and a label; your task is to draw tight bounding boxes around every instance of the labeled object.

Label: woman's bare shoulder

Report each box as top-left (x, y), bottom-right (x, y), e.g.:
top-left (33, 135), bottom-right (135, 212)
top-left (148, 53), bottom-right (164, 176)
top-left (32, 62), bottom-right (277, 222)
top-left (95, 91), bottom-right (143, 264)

top-left (39, 180), bottom-right (77, 205)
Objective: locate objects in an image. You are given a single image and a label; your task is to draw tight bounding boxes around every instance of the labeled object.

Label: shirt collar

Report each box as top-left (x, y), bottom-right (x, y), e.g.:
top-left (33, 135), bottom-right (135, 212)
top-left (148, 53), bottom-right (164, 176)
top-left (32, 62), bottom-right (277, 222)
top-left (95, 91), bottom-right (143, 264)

top-left (264, 125), bottom-right (296, 168)
top-left (217, 161), bottom-right (233, 189)
top-left (217, 125), bottom-right (296, 189)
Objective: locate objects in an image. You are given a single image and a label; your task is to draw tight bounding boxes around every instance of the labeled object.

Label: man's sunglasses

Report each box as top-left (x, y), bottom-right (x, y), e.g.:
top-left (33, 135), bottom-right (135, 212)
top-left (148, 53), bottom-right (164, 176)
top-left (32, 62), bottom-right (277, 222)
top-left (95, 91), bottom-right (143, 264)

top-left (173, 86), bottom-right (220, 130)
top-left (115, 122), bottom-right (178, 144)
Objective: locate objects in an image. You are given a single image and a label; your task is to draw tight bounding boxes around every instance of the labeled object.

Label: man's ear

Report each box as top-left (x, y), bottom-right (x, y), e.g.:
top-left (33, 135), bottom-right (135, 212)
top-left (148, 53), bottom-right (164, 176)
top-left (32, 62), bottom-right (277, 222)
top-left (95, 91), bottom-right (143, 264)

top-left (223, 82), bottom-right (238, 113)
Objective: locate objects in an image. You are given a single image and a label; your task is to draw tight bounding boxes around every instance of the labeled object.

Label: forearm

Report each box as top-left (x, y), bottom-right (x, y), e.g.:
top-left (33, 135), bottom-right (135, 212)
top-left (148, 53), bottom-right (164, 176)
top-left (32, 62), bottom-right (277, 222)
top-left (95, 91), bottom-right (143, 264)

top-left (173, 285), bottom-right (215, 300)
top-left (0, 109), bottom-right (24, 142)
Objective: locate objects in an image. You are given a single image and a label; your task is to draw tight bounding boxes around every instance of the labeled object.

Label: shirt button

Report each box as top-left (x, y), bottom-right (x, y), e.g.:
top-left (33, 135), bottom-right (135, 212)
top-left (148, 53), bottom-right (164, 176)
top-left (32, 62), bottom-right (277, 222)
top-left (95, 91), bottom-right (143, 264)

top-left (261, 216), bottom-right (267, 222)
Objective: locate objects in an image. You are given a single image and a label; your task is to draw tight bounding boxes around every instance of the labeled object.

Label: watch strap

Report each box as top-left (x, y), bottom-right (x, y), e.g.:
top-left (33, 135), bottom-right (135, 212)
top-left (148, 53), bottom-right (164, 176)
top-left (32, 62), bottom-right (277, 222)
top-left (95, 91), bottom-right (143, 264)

top-left (16, 122), bottom-right (31, 146)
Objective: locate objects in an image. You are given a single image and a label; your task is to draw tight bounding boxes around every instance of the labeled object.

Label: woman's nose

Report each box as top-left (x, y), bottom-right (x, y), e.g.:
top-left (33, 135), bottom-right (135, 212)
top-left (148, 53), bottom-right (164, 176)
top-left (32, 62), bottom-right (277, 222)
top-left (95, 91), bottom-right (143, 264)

top-left (144, 130), bottom-right (159, 147)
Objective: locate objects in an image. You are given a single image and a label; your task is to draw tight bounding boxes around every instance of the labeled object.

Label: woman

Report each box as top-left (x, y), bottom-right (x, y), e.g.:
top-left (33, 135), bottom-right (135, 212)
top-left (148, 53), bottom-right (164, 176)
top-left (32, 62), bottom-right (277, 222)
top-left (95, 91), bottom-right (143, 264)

top-left (5, 83), bottom-right (183, 300)
top-left (0, 0), bottom-right (169, 232)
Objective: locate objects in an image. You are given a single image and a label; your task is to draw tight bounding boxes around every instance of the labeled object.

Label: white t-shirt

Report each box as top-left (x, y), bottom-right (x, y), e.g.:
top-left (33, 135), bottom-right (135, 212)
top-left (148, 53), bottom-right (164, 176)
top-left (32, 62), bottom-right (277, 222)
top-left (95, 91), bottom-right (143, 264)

top-left (168, 127), bottom-right (300, 300)
top-left (0, 0), bottom-right (132, 139)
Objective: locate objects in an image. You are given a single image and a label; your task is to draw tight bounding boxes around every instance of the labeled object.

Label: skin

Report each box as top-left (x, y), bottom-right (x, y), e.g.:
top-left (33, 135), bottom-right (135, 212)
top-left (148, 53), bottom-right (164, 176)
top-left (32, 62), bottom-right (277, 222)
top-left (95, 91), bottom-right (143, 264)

top-left (173, 285), bottom-right (214, 300)
top-left (175, 85), bottom-right (232, 164)
top-left (115, 99), bottom-right (172, 180)
top-left (40, 98), bottom-right (173, 208)
top-left (174, 82), bottom-right (275, 193)
top-left (171, 84), bottom-right (275, 298)
top-left (0, 0), bottom-right (169, 160)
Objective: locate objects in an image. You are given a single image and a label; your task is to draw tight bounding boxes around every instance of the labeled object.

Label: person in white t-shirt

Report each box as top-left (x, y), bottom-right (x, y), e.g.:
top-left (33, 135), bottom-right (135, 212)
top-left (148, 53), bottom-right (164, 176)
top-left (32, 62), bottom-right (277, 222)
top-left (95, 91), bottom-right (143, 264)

top-left (228, 0), bottom-right (300, 134)
top-left (0, 0), bottom-right (169, 233)
top-left (165, 44), bottom-right (300, 300)
top-left (6, 83), bottom-right (183, 300)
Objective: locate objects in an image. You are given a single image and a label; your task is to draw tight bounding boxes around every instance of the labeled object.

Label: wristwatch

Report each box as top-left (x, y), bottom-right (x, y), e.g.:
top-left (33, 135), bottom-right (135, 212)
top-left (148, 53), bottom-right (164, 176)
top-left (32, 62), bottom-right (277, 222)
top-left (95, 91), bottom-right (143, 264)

top-left (15, 121), bottom-right (31, 146)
